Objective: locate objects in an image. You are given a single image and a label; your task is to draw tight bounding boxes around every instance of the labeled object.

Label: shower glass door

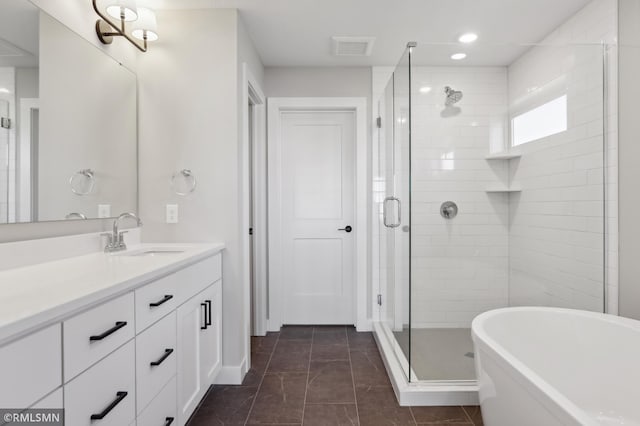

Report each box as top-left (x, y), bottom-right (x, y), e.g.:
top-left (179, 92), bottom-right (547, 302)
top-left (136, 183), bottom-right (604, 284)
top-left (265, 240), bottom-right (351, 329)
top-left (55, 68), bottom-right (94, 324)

top-left (377, 48), bottom-right (412, 380)
top-left (376, 41), bottom-right (607, 385)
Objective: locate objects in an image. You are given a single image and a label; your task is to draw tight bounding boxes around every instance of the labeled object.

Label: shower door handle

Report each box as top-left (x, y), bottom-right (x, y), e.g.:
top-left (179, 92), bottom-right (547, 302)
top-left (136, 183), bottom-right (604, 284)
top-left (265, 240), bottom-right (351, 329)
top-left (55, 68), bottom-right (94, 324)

top-left (383, 197), bottom-right (401, 228)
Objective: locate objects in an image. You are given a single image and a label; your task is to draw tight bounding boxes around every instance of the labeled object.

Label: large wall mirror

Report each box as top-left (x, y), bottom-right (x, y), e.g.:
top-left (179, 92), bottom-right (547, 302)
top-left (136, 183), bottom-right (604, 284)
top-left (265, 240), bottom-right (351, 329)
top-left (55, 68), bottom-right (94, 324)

top-left (0, 0), bottom-right (137, 224)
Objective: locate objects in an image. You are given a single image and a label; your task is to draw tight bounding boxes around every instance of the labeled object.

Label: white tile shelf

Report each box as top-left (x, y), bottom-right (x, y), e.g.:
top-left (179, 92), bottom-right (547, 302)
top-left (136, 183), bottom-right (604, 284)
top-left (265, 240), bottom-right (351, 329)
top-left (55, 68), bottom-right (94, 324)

top-left (485, 185), bottom-right (522, 193)
top-left (485, 151), bottom-right (522, 160)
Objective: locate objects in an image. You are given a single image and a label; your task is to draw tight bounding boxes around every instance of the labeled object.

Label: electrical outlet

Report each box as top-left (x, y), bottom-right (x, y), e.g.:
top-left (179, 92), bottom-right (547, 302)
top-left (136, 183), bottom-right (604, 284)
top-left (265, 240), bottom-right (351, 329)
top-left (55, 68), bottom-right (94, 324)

top-left (98, 204), bottom-right (111, 218)
top-left (166, 204), bottom-right (179, 223)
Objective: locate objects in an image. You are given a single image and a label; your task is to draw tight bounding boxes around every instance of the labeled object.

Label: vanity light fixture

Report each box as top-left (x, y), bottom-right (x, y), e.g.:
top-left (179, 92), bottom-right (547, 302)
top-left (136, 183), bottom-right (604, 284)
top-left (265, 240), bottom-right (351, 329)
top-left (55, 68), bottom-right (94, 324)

top-left (92, 0), bottom-right (158, 52)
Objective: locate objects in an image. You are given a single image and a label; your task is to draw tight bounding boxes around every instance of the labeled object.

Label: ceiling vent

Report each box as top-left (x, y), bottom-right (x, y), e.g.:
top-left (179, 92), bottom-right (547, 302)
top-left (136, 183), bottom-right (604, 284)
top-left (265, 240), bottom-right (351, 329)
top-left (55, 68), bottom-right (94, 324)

top-left (332, 36), bottom-right (376, 57)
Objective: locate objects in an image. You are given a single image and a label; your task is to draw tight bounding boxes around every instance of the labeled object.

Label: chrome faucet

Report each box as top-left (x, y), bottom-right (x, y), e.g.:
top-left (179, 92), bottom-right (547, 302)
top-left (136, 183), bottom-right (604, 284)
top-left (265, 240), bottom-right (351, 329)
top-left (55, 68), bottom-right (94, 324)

top-left (103, 212), bottom-right (143, 253)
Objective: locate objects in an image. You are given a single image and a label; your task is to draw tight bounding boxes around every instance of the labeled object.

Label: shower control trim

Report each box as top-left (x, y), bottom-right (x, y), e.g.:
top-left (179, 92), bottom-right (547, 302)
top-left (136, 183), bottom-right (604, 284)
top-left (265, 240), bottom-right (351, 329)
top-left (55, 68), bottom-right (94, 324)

top-left (383, 197), bottom-right (402, 228)
top-left (440, 201), bottom-right (458, 219)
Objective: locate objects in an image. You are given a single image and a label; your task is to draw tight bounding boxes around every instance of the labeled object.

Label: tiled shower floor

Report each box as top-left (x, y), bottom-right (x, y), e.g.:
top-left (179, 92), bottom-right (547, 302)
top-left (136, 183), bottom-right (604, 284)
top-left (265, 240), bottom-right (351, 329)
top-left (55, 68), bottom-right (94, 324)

top-left (393, 328), bottom-right (476, 381)
top-left (186, 325), bottom-right (483, 425)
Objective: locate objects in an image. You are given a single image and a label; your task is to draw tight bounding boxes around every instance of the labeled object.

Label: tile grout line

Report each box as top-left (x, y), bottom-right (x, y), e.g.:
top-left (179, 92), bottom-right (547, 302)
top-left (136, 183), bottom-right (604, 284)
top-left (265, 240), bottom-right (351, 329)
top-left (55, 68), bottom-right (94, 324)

top-left (461, 405), bottom-right (477, 426)
top-left (243, 333), bottom-right (281, 426)
top-left (346, 326), bottom-right (361, 426)
top-left (300, 327), bottom-right (315, 425)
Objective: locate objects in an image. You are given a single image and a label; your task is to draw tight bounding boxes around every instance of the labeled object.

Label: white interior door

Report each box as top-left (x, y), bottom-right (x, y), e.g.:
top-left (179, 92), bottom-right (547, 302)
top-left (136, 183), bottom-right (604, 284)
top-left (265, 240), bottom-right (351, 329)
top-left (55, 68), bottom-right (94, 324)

top-left (280, 111), bottom-right (356, 325)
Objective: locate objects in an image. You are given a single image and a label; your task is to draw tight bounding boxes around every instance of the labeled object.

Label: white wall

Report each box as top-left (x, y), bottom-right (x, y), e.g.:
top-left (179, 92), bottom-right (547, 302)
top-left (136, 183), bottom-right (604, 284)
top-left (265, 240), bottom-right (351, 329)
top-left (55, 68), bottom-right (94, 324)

top-left (507, 0), bottom-right (616, 313)
top-left (618, 0), bottom-right (640, 319)
top-left (138, 8), bottom-right (264, 379)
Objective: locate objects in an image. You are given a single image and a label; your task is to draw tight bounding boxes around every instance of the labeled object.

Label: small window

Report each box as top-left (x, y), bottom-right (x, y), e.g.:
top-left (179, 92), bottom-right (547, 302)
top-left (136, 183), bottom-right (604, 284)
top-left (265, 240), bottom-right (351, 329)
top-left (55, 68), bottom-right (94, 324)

top-left (512, 95), bottom-right (567, 146)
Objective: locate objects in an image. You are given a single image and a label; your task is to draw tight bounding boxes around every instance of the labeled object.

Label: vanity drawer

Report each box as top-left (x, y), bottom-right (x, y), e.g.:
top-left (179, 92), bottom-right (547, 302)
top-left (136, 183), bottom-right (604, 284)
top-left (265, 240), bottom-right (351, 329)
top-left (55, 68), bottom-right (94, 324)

top-left (0, 324), bottom-right (62, 408)
top-left (137, 376), bottom-right (177, 426)
top-left (135, 273), bottom-right (179, 334)
top-left (63, 292), bottom-right (135, 381)
top-left (176, 254), bottom-right (222, 306)
top-left (64, 340), bottom-right (135, 426)
top-left (136, 311), bottom-right (177, 414)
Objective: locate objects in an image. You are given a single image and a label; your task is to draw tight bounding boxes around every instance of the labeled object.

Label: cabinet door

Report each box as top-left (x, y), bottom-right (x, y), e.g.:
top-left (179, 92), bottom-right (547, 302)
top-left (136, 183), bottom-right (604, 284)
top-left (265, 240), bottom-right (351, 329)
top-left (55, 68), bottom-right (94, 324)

top-left (176, 292), bottom-right (206, 425)
top-left (200, 281), bottom-right (222, 386)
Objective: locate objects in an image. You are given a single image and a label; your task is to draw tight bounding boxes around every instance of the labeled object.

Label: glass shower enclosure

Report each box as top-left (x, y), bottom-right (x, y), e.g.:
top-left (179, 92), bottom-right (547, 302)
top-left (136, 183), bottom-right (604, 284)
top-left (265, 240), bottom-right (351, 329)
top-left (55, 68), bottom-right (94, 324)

top-left (373, 41), bottom-right (607, 389)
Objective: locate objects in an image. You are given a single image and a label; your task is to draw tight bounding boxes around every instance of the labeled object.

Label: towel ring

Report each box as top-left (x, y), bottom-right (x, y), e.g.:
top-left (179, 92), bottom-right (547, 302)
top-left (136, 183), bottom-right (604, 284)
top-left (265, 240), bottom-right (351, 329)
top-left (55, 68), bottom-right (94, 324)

top-left (69, 169), bottom-right (95, 196)
top-left (171, 169), bottom-right (197, 196)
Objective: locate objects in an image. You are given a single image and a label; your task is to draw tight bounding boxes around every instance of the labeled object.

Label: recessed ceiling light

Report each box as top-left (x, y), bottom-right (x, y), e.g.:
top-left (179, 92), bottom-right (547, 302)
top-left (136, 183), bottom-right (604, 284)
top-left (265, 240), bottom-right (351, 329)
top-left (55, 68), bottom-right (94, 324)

top-left (458, 33), bottom-right (478, 43)
top-left (451, 53), bottom-right (467, 60)
top-left (419, 86), bottom-right (432, 94)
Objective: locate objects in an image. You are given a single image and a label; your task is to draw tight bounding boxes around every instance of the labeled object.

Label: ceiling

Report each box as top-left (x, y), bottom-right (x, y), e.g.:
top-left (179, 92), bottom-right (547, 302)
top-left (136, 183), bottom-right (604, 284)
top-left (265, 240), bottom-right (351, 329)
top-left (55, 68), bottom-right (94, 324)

top-left (146, 0), bottom-right (592, 67)
top-left (0, 0), bottom-right (39, 67)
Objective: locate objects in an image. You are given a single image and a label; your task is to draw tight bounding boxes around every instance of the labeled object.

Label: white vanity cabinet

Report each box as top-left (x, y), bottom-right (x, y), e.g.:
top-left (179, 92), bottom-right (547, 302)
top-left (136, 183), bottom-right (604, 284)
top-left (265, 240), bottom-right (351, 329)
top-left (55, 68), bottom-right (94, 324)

top-left (0, 247), bottom-right (223, 426)
top-left (176, 280), bottom-right (223, 425)
top-left (0, 324), bottom-right (62, 409)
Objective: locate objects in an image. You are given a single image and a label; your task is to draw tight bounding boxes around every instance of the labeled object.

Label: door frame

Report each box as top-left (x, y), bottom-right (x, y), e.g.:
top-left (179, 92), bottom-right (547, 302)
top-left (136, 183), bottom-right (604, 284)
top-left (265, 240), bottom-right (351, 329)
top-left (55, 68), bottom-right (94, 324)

top-left (241, 64), bottom-right (267, 377)
top-left (267, 97), bottom-right (369, 332)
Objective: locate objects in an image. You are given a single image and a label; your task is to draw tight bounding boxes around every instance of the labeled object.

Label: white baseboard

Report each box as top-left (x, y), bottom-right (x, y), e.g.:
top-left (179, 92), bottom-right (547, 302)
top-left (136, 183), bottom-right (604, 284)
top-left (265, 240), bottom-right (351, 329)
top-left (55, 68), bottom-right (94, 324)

top-left (356, 318), bottom-right (373, 332)
top-left (214, 357), bottom-right (248, 385)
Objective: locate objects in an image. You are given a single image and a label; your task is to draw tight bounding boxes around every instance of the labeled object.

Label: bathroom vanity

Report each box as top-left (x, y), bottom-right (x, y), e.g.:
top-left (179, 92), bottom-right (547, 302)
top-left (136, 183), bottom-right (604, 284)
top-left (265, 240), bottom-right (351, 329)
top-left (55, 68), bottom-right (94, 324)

top-left (0, 239), bottom-right (224, 426)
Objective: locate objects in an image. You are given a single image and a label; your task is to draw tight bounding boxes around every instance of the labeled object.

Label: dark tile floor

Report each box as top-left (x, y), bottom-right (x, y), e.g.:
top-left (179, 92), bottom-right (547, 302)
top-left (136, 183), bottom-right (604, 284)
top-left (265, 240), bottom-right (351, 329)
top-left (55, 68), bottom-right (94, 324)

top-left (187, 325), bottom-right (484, 426)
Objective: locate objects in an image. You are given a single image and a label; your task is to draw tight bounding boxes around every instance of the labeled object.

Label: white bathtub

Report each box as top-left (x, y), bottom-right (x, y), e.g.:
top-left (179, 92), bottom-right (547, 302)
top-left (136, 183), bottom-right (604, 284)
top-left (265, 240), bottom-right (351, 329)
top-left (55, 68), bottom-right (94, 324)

top-left (471, 307), bottom-right (640, 426)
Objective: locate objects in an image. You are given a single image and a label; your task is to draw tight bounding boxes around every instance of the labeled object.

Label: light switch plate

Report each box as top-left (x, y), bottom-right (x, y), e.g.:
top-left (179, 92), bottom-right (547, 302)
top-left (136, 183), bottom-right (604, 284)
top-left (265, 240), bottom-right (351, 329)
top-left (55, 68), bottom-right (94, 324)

top-left (166, 204), bottom-right (179, 223)
top-left (98, 204), bottom-right (111, 218)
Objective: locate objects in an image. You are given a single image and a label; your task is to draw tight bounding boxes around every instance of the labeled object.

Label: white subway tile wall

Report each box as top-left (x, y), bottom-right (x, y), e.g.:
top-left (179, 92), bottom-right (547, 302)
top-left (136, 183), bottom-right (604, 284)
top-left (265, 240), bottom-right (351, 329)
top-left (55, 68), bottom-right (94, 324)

top-left (410, 67), bottom-right (510, 327)
top-left (507, 0), bottom-right (617, 313)
top-left (0, 67), bottom-right (16, 224)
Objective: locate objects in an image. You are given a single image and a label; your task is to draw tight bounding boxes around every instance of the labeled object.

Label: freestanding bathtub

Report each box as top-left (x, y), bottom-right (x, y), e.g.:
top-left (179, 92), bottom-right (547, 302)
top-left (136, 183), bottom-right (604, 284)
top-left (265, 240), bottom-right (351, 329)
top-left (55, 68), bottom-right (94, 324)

top-left (471, 307), bottom-right (640, 426)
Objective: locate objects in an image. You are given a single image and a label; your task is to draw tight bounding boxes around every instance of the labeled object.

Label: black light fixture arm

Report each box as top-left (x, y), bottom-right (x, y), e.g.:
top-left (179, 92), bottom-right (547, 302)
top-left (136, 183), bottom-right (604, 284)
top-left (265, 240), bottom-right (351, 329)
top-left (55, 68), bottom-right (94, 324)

top-left (92, 0), bottom-right (147, 52)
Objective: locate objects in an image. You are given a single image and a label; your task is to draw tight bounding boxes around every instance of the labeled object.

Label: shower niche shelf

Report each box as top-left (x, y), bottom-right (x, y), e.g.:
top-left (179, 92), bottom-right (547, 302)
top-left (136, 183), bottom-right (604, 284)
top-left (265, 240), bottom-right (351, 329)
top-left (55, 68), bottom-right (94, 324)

top-left (485, 151), bottom-right (522, 160)
top-left (485, 185), bottom-right (522, 193)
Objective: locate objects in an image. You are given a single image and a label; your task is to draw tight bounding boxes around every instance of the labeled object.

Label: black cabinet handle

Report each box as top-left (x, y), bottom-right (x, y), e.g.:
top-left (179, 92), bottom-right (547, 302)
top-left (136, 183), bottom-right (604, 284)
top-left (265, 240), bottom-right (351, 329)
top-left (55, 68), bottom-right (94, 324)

top-left (164, 417), bottom-right (175, 426)
top-left (205, 300), bottom-right (212, 326)
top-left (90, 391), bottom-right (128, 420)
top-left (200, 303), bottom-right (208, 330)
top-left (89, 321), bottom-right (127, 341)
top-left (150, 348), bottom-right (174, 367)
top-left (150, 294), bottom-right (173, 308)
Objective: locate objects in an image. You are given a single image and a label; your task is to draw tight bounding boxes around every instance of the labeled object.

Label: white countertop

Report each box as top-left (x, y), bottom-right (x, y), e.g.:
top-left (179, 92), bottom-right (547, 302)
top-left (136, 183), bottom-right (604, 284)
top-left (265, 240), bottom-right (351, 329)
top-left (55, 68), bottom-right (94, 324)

top-left (0, 243), bottom-right (224, 345)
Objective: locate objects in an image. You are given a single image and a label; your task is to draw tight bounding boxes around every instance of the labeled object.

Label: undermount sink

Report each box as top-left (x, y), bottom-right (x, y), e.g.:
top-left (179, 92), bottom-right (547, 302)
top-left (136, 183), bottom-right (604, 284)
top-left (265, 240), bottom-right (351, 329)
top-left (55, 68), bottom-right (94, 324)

top-left (118, 248), bottom-right (186, 257)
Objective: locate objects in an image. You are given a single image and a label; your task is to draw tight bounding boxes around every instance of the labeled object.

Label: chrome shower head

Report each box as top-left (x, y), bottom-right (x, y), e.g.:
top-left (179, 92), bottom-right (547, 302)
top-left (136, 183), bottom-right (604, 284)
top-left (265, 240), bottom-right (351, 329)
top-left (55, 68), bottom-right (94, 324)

top-left (444, 86), bottom-right (463, 106)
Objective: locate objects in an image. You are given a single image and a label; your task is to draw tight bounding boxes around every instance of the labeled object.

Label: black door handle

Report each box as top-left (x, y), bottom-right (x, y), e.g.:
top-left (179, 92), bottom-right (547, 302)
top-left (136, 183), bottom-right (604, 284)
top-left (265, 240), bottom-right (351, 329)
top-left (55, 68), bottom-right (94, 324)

top-left (338, 226), bottom-right (353, 233)
top-left (90, 391), bottom-right (128, 420)
top-left (149, 294), bottom-right (173, 308)
top-left (201, 302), bottom-right (208, 330)
top-left (89, 321), bottom-right (127, 341)
top-left (164, 417), bottom-right (175, 426)
top-left (150, 348), bottom-right (174, 367)
top-left (205, 300), bottom-right (212, 326)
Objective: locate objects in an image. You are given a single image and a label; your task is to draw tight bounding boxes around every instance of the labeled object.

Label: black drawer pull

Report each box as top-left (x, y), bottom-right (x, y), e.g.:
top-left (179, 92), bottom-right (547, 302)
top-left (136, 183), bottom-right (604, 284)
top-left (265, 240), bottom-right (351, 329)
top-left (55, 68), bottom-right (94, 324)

top-left (164, 417), bottom-right (175, 426)
top-left (150, 348), bottom-right (174, 367)
top-left (90, 391), bottom-right (128, 420)
top-left (200, 303), bottom-right (208, 330)
top-left (89, 321), bottom-right (127, 341)
top-left (150, 294), bottom-right (173, 308)
top-left (205, 300), bottom-right (212, 326)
